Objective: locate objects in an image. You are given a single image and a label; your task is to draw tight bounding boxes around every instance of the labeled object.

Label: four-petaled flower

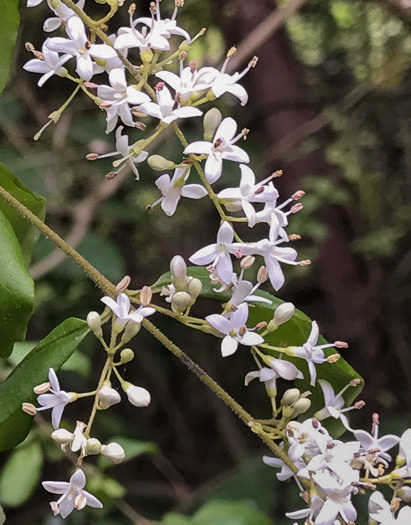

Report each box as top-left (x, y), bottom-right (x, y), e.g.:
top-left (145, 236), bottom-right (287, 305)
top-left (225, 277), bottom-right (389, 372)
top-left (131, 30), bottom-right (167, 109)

top-left (245, 358), bottom-right (303, 393)
top-left (315, 379), bottom-right (363, 431)
top-left (43, 469), bottom-right (103, 518)
top-left (36, 368), bottom-right (74, 429)
top-left (139, 84), bottom-right (202, 124)
top-left (23, 39), bottom-right (71, 87)
top-left (101, 293), bottom-right (155, 327)
top-left (205, 303), bottom-right (264, 357)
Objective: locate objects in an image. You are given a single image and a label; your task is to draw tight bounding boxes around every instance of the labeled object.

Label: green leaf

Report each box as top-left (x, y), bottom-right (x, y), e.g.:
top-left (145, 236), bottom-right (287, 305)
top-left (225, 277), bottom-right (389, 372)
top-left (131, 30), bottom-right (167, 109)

top-left (0, 0), bottom-right (19, 94)
top-left (0, 163), bottom-right (46, 265)
top-left (161, 514), bottom-right (193, 525)
top-left (0, 209), bottom-right (34, 358)
top-left (0, 440), bottom-right (43, 507)
top-left (0, 318), bottom-right (90, 452)
top-left (192, 501), bottom-right (274, 525)
top-left (154, 267), bottom-right (363, 435)
top-left (98, 437), bottom-right (158, 469)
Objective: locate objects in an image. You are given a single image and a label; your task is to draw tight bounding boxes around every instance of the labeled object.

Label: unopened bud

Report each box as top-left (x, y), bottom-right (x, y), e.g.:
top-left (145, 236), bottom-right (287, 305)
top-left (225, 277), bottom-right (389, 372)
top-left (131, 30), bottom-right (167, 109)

top-left (33, 382), bottom-right (50, 395)
top-left (124, 383), bottom-right (151, 407)
top-left (187, 278), bottom-right (202, 300)
top-left (101, 442), bottom-right (125, 464)
top-left (121, 320), bottom-right (141, 344)
top-left (170, 255), bottom-right (187, 290)
top-left (292, 397), bottom-right (311, 415)
top-left (397, 486), bottom-right (411, 503)
top-left (87, 311), bottom-right (103, 338)
top-left (51, 429), bottom-right (73, 445)
top-left (171, 291), bottom-right (192, 313)
top-left (147, 154), bottom-right (176, 171)
top-left (273, 302), bottom-right (295, 327)
top-left (203, 108), bottom-right (222, 141)
top-left (240, 255), bottom-right (255, 269)
top-left (86, 438), bottom-right (102, 455)
top-left (98, 386), bottom-right (121, 409)
top-left (120, 348), bottom-right (135, 364)
top-left (281, 388), bottom-right (301, 406)
top-left (327, 353), bottom-right (341, 363)
top-left (257, 266), bottom-right (269, 283)
top-left (140, 286), bottom-right (152, 306)
top-left (22, 403), bottom-right (37, 416)
top-left (116, 275), bottom-right (131, 292)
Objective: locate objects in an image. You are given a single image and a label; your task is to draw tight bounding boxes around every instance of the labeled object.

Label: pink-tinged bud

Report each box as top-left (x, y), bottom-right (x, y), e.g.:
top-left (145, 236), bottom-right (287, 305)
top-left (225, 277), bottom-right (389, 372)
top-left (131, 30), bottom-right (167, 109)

top-left (156, 82), bottom-right (165, 91)
top-left (22, 403), bottom-right (37, 416)
top-left (86, 153), bottom-right (99, 161)
top-left (355, 400), bottom-right (365, 410)
top-left (102, 442), bottom-right (125, 464)
top-left (189, 60), bottom-right (197, 73)
top-left (116, 275), bottom-right (131, 292)
top-left (98, 386), bottom-right (121, 409)
top-left (124, 383), bottom-right (151, 407)
top-left (140, 286), bottom-right (152, 306)
top-left (290, 203), bottom-right (303, 214)
top-left (34, 381), bottom-right (50, 394)
top-left (334, 340), bottom-right (348, 349)
top-left (273, 302), bottom-right (295, 327)
top-left (292, 190), bottom-right (305, 200)
top-left (234, 248), bottom-right (243, 259)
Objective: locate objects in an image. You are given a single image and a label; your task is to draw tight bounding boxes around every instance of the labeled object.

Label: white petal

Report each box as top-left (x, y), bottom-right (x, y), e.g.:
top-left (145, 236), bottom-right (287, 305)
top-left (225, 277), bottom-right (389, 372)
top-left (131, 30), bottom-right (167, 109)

top-left (206, 314), bottom-right (231, 335)
top-left (265, 254), bottom-right (285, 291)
top-left (231, 302), bottom-right (249, 327)
top-left (189, 244), bottom-right (218, 265)
top-left (43, 17), bottom-right (62, 33)
top-left (215, 254), bottom-right (233, 284)
top-left (226, 83), bottom-right (248, 106)
top-left (239, 164), bottom-right (255, 194)
top-left (173, 107), bottom-right (203, 119)
top-left (180, 184), bottom-right (208, 199)
top-left (83, 490), bottom-right (103, 509)
top-left (139, 102), bottom-right (163, 120)
top-left (241, 331), bottom-right (264, 346)
top-left (204, 154), bottom-right (223, 184)
top-left (126, 86), bottom-right (150, 105)
top-left (51, 403), bottom-right (66, 430)
top-left (161, 187), bottom-right (181, 216)
top-left (156, 71), bottom-right (182, 91)
top-left (155, 174), bottom-right (172, 196)
top-left (184, 141), bottom-right (213, 155)
top-left (42, 481), bottom-right (70, 495)
top-left (217, 221), bottom-right (234, 245)
top-left (244, 370), bottom-right (261, 386)
top-left (221, 335), bottom-right (238, 357)
top-left (222, 144), bottom-right (250, 164)
top-left (215, 117), bottom-right (237, 142)
top-left (70, 469), bottom-right (86, 489)
top-left (271, 360), bottom-right (302, 381)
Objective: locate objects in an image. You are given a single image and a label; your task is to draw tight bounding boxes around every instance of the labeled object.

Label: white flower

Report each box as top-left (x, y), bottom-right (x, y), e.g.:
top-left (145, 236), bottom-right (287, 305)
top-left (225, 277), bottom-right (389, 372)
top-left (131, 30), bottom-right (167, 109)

top-left (311, 471), bottom-right (357, 524)
top-left (139, 84), bottom-right (202, 124)
top-left (368, 492), bottom-right (411, 524)
top-left (353, 422), bottom-right (399, 468)
top-left (115, 11), bottom-right (171, 53)
top-left (101, 293), bottom-right (155, 328)
top-left (47, 16), bottom-right (117, 81)
top-left (156, 62), bottom-right (218, 103)
top-left (92, 35), bottom-right (126, 75)
top-left (395, 428), bottom-right (411, 478)
top-left (292, 321), bottom-right (336, 386)
top-left (124, 383), bottom-right (151, 407)
top-left (23, 40), bottom-right (71, 87)
top-left (263, 453), bottom-right (306, 481)
top-left (43, 0), bottom-right (86, 33)
top-left (245, 358), bottom-right (303, 392)
top-left (210, 55), bottom-right (258, 106)
top-left (227, 278), bottom-right (272, 311)
top-left (217, 165), bottom-right (278, 226)
top-left (135, 1), bottom-right (191, 42)
top-left (93, 126), bottom-right (148, 178)
top-left (315, 379), bottom-right (363, 431)
top-left (189, 222), bottom-right (237, 285)
top-left (36, 368), bottom-right (74, 429)
top-left (97, 68), bottom-right (150, 133)
top-left (150, 167), bottom-right (207, 216)
top-left (42, 469), bottom-right (103, 518)
top-left (205, 303), bottom-right (264, 357)
top-left (184, 117), bottom-right (250, 184)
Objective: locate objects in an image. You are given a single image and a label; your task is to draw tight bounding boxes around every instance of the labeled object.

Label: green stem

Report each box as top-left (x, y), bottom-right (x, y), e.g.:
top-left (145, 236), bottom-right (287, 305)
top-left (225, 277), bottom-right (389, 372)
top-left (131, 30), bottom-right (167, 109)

top-left (0, 185), bottom-right (116, 296)
top-left (85, 354), bottom-right (114, 438)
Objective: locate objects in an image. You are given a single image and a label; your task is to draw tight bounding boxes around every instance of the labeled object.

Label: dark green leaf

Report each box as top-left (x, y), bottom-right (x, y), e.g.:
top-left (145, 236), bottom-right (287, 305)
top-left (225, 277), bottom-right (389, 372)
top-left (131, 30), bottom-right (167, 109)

top-left (154, 267), bottom-right (363, 435)
top-left (192, 500), bottom-right (274, 525)
top-left (0, 209), bottom-right (34, 358)
top-left (161, 514), bottom-right (192, 525)
top-left (0, 318), bottom-right (90, 451)
top-left (0, 0), bottom-right (19, 94)
top-left (0, 441), bottom-right (43, 507)
top-left (0, 163), bottom-right (46, 265)
top-left (98, 436), bottom-right (158, 469)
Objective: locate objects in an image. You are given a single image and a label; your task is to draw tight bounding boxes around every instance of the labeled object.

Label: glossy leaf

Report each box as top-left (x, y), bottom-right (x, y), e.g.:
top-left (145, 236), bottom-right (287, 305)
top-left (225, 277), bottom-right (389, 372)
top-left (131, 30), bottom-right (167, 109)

top-left (153, 267), bottom-right (363, 435)
top-left (0, 209), bottom-right (34, 358)
top-left (0, 441), bottom-right (43, 507)
top-left (0, 163), bottom-right (46, 265)
top-left (0, 0), bottom-right (19, 94)
top-left (0, 318), bottom-right (90, 452)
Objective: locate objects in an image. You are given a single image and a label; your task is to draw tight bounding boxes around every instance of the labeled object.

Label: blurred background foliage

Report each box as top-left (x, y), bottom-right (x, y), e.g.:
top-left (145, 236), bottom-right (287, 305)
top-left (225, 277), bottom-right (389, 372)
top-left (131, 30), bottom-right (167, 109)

top-left (1, 0), bottom-right (411, 523)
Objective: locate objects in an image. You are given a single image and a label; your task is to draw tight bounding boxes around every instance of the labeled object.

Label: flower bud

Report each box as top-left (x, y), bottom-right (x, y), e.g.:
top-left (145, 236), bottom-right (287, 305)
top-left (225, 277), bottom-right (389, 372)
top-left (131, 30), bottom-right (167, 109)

top-left (203, 108), bottom-right (222, 141)
top-left (171, 291), bottom-right (192, 313)
top-left (98, 386), bottom-right (121, 409)
top-left (397, 486), bottom-right (411, 503)
top-left (51, 429), bottom-right (73, 445)
top-left (170, 255), bottom-right (187, 290)
top-left (86, 438), bottom-right (102, 455)
top-left (187, 278), bottom-right (202, 300)
top-left (120, 348), bottom-right (135, 364)
top-left (87, 311), bottom-right (103, 338)
top-left (101, 442), bottom-right (125, 464)
top-left (292, 398), bottom-right (311, 415)
top-left (147, 154), bottom-right (176, 171)
top-left (121, 319), bottom-right (141, 344)
top-left (281, 388), bottom-right (301, 406)
top-left (124, 383), bottom-right (151, 407)
top-left (272, 303), bottom-right (295, 328)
